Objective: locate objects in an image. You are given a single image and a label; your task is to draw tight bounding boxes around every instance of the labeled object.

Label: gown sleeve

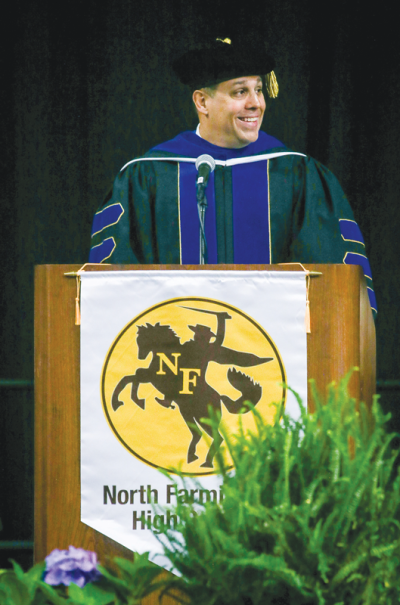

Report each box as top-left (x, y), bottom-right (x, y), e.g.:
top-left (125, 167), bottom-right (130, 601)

top-left (89, 157), bottom-right (182, 264)
top-left (89, 160), bottom-right (158, 264)
top-left (288, 156), bottom-right (377, 316)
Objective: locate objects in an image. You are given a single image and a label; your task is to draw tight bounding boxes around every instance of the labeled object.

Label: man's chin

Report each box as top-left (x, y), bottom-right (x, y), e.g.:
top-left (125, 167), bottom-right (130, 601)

top-left (222, 129), bottom-right (260, 149)
top-left (236, 131), bottom-right (259, 147)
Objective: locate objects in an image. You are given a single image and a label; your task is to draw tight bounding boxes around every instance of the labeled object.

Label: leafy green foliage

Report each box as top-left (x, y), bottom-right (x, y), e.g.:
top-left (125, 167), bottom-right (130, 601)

top-left (2, 375), bottom-right (400, 605)
top-left (0, 554), bottom-right (163, 605)
top-left (156, 374), bottom-right (400, 605)
top-left (0, 561), bottom-right (48, 605)
top-left (98, 553), bottom-right (165, 605)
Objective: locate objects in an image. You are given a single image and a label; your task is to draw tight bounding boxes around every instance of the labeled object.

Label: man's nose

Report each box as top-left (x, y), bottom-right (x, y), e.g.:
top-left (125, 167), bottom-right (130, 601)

top-left (246, 91), bottom-right (261, 108)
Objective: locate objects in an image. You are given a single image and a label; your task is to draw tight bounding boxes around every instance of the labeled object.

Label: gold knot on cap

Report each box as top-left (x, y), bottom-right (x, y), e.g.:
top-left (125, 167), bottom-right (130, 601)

top-left (216, 37), bottom-right (231, 44)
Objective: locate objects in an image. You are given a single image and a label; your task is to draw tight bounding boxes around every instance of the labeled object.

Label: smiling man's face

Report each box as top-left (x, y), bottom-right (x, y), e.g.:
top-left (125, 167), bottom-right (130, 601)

top-left (195, 76), bottom-right (266, 149)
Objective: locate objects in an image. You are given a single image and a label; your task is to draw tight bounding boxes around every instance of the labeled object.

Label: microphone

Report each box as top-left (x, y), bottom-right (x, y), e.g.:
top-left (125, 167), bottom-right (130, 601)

top-left (195, 154), bottom-right (215, 189)
top-left (195, 155), bottom-right (214, 265)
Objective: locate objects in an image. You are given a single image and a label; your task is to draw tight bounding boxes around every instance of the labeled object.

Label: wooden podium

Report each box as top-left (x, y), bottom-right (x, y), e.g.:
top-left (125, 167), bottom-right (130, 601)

top-left (34, 264), bottom-right (375, 599)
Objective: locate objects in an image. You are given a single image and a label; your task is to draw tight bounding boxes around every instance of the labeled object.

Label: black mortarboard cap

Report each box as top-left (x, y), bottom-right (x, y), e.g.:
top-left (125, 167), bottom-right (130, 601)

top-left (172, 37), bottom-right (277, 96)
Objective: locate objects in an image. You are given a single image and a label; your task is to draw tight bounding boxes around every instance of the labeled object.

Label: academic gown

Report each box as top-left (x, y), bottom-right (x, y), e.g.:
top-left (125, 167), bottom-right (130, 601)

top-left (89, 130), bottom-right (377, 315)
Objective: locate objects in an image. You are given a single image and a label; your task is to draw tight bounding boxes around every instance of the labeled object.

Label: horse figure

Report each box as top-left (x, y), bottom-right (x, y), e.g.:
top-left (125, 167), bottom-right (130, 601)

top-left (112, 315), bottom-right (272, 468)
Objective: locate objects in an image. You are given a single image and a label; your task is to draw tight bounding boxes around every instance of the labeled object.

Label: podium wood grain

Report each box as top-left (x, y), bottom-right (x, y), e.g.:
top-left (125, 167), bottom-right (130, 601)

top-left (34, 264), bottom-right (375, 602)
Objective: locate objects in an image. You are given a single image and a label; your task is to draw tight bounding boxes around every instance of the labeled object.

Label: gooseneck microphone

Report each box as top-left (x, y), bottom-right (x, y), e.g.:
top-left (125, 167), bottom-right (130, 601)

top-left (195, 154), bottom-right (216, 190)
top-left (195, 154), bottom-right (215, 265)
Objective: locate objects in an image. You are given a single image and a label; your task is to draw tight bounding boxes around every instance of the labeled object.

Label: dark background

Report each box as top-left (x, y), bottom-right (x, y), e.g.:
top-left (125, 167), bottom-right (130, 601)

top-left (1, 0), bottom-right (399, 568)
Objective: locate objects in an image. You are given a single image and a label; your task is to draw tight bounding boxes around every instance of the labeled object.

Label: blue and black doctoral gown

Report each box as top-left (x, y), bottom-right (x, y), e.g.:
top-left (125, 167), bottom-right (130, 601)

top-left (89, 130), bottom-right (377, 315)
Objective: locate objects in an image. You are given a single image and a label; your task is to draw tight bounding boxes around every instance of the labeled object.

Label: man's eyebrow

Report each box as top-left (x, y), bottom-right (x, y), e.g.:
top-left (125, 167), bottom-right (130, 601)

top-left (231, 78), bottom-right (263, 87)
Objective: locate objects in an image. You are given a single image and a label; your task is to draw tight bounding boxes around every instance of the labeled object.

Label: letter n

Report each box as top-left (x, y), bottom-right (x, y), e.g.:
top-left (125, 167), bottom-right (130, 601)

top-left (103, 485), bottom-right (116, 504)
top-left (156, 353), bottom-right (181, 375)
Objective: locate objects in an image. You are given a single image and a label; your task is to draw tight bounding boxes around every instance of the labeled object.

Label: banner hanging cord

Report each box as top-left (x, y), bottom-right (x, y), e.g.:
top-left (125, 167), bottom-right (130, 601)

top-left (277, 263), bottom-right (322, 334)
top-left (65, 263), bottom-right (321, 329)
top-left (64, 263), bottom-right (111, 326)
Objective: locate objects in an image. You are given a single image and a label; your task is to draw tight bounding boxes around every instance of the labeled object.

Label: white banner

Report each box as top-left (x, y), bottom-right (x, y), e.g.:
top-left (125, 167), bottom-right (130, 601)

top-left (80, 270), bottom-right (307, 567)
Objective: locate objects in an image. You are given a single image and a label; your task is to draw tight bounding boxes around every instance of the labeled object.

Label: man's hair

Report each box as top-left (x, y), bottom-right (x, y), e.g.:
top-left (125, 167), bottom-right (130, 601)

top-left (202, 85), bottom-right (218, 97)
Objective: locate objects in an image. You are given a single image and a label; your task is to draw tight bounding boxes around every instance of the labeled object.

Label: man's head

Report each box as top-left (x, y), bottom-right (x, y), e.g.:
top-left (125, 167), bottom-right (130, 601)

top-left (192, 76), bottom-right (266, 148)
top-left (172, 37), bottom-right (277, 148)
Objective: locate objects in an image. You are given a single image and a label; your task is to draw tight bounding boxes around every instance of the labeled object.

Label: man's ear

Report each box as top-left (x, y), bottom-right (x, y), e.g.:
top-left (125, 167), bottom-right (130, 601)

top-left (192, 90), bottom-right (208, 116)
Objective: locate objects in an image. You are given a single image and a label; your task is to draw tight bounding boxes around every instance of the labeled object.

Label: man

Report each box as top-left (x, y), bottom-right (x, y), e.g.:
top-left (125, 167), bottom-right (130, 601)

top-left (89, 37), bottom-right (376, 315)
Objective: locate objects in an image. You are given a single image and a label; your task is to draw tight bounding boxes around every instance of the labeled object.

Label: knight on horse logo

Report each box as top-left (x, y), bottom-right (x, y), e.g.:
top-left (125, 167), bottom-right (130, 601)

top-left (102, 297), bottom-right (286, 475)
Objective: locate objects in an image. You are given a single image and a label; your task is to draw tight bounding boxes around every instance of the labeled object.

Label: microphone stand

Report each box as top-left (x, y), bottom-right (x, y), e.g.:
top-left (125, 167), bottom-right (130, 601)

top-left (196, 184), bottom-right (208, 265)
top-left (195, 154), bottom-right (215, 265)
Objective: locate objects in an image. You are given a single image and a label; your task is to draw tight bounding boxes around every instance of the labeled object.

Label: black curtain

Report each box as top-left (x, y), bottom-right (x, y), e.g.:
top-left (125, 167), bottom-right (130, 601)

top-left (1, 0), bottom-right (399, 567)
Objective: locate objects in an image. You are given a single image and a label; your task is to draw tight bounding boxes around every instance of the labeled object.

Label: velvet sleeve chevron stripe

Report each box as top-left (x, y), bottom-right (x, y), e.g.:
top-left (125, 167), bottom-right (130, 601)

top-left (91, 203), bottom-right (124, 237)
top-left (339, 219), bottom-right (365, 246)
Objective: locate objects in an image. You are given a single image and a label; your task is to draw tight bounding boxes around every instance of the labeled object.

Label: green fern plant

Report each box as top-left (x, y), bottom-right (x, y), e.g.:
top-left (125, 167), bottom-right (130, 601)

top-left (155, 373), bottom-right (400, 605)
top-left (2, 375), bottom-right (399, 605)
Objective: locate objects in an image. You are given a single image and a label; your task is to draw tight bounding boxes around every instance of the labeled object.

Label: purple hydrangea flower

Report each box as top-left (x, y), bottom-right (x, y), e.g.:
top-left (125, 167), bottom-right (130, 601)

top-left (44, 546), bottom-right (102, 587)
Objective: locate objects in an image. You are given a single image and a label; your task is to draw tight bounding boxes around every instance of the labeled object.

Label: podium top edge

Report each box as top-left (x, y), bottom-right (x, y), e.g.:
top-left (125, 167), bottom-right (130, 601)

top-left (34, 263), bottom-right (362, 279)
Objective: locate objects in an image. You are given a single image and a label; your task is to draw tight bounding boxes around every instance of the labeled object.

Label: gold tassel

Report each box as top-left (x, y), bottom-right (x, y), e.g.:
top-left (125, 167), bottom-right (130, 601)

top-left (266, 71), bottom-right (279, 98)
top-left (277, 262), bottom-right (322, 333)
top-left (64, 263), bottom-right (112, 327)
top-left (304, 300), bottom-right (311, 334)
top-left (75, 275), bottom-right (81, 326)
top-left (305, 273), bottom-right (311, 334)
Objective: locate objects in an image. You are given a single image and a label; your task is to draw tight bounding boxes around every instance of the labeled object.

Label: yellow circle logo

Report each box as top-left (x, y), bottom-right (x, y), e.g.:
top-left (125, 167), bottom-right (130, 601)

top-left (102, 297), bottom-right (286, 475)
